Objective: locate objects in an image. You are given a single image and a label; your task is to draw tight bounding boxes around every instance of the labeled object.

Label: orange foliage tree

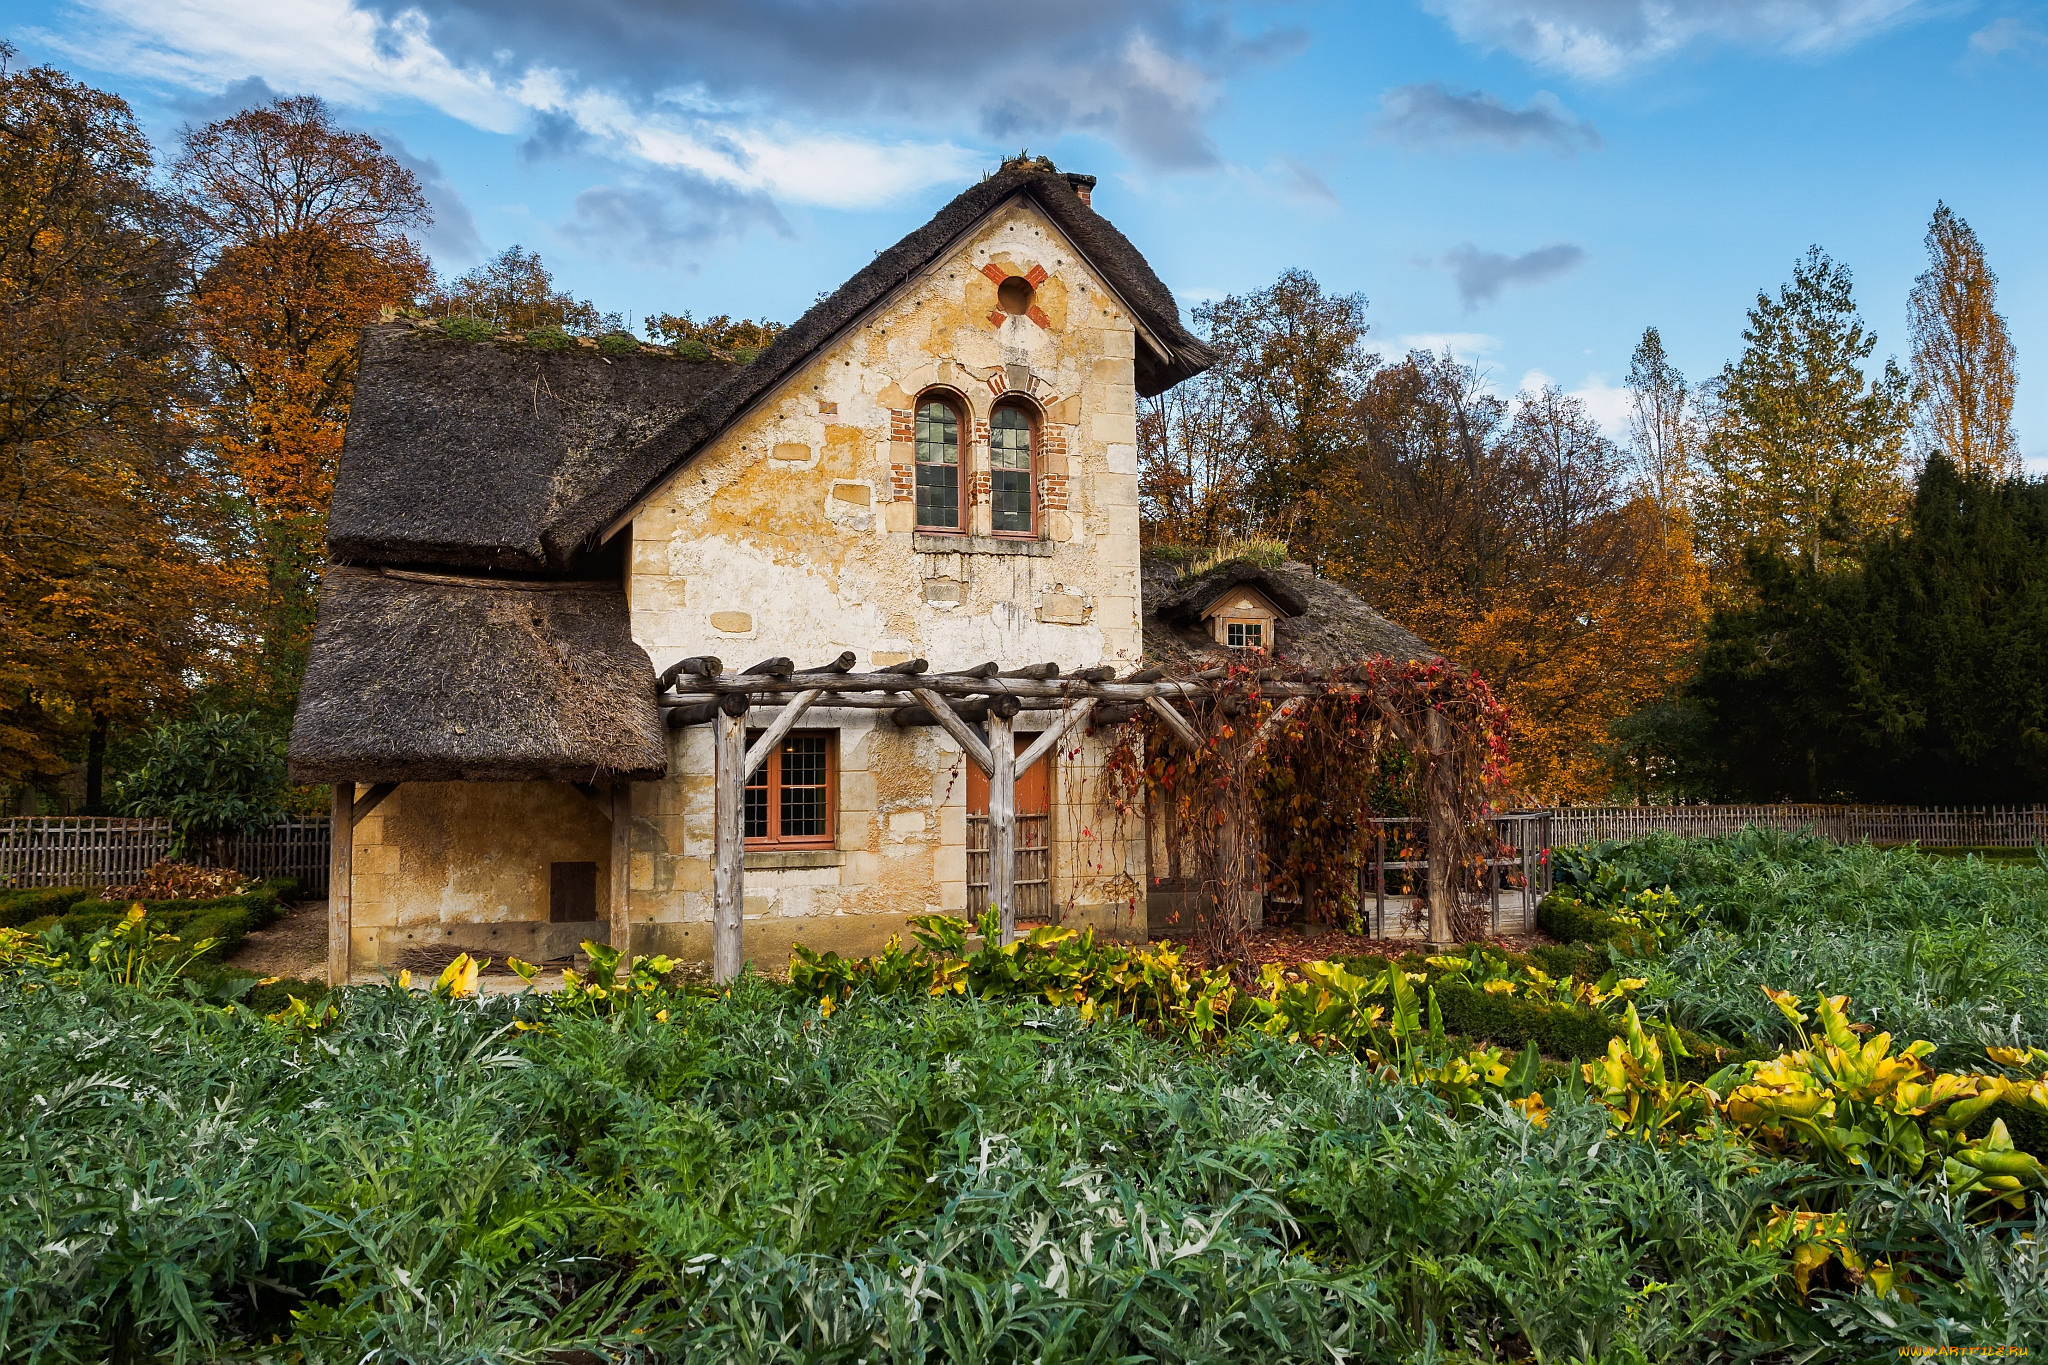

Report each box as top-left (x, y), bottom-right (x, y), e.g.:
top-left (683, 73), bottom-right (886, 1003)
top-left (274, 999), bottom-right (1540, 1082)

top-left (0, 49), bottom-right (239, 808)
top-left (1322, 355), bottom-right (1702, 804)
top-left (175, 95), bottom-right (431, 714)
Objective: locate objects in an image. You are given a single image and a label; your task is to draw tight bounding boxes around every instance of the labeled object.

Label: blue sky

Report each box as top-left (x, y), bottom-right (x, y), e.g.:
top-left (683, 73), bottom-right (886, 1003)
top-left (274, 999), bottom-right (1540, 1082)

top-left (10, 0), bottom-right (2047, 464)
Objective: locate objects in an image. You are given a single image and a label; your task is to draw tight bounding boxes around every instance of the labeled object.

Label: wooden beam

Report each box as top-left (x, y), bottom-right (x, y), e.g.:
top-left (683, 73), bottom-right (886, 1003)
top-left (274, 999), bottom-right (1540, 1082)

top-left (658, 655), bottom-right (723, 690)
top-left (802, 651), bottom-right (857, 674)
top-left (610, 782), bottom-right (633, 971)
top-left (712, 694), bottom-right (747, 982)
top-left (744, 688), bottom-right (824, 776)
top-left (999, 662), bottom-right (1060, 679)
top-left (1016, 698), bottom-right (1098, 773)
top-left (1253, 696), bottom-right (1306, 748)
top-left (742, 656), bottom-right (794, 677)
top-left (988, 705), bottom-right (1017, 943)
top-left (327, 784), bottom-right (353, 988)
top-left (910, 687), bottom-right (994, 774)
top-left (351, 781), bottom-right (397, 824)
top-left (1144, 695), bottom-right (1204, 750)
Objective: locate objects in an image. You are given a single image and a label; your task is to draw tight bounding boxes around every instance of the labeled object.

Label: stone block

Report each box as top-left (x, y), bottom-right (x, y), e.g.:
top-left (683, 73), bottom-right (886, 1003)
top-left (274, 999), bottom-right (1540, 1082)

top-left (1037, 592), bottom-right (1089, 624)
top-left (1091, 412), bottom-right (1137, 445)
top-left (709, 610), bottom-right (754, 633)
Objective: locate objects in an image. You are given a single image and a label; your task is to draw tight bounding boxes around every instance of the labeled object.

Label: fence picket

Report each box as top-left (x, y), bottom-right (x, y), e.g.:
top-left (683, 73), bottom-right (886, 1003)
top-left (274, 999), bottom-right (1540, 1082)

top-left (1, 817), bottom-right (330, 895)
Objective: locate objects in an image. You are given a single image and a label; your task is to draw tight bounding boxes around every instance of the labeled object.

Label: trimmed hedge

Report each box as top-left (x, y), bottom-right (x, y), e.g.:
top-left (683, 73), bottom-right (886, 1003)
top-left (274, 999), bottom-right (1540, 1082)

top-left (24, 878), bottom-right (298, 963)
top-left (0, 886), bottom-right (95, 928)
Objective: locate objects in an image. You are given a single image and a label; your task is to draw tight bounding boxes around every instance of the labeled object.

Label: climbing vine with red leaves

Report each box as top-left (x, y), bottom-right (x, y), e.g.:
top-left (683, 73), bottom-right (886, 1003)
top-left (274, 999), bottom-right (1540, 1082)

top-left (1097, 655), bottom-right (1513, 966)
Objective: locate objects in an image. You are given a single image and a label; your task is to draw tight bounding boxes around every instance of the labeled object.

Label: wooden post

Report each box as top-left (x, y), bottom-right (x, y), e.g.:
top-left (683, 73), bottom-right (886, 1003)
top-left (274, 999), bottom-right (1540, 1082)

top-left (988, 699), bottom-right (1017, 943)
top-left (1424, 710), bottom-right (1456, 949)
top-left (328, 783), bottom-right (353, 988)
top-left (610, 782), bottom-right (633, 971)
top-left (712, 693), bottom-right (748, 983)
top-left (1374, 826), bottom-right (1386, 937)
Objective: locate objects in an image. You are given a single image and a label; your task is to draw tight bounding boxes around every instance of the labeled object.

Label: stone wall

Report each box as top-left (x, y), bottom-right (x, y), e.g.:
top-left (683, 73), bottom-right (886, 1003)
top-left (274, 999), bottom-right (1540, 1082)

top-left (624, 198), bottom-right (1151, 964)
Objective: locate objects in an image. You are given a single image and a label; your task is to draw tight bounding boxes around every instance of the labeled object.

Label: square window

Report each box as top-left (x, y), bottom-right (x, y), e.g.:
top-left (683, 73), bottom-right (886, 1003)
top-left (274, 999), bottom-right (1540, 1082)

top-left (1226, 620), bottom-right (1264, 649)
top-left (744, 730), bottom-right (837, 846)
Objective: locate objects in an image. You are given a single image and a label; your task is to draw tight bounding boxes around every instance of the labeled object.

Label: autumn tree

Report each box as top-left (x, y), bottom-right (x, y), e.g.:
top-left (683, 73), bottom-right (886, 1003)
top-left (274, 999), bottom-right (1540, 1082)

top-left (1697, 247), bottom-right (1912, 581)
top-left (0, 48), bottom-right (235, 809)
top-left (1139, 364), bottom-right (1253, 547)
top-left (175, 95), bottom-right (431, 716)
top-left (645, 309), bottom-right (783, 355)
top-left (1909, 202), bottom-right (2019, 477)
top-left (429, 244), bottom-right (620, 335)
top-left (1625, 327), bottom-right (1696, 527)
top-left (1195, 270), bottom-right (1375, 564)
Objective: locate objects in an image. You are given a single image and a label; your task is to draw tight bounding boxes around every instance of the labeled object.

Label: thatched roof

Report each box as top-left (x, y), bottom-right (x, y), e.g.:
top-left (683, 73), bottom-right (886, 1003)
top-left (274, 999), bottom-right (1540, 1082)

top-left (328, 323), bottom-right (732, 572)
top-left (1141, 556), bottom-right (1437, 672)
top-left (288, 567), bottom-right (666, 784)
top-left (556, 159), bottom-right (1217, 556)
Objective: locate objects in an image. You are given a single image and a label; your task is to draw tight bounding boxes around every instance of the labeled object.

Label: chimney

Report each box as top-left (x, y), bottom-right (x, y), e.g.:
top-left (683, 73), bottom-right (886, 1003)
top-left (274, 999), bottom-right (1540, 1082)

top-left (1064, 172), bottom-right (1097, 207)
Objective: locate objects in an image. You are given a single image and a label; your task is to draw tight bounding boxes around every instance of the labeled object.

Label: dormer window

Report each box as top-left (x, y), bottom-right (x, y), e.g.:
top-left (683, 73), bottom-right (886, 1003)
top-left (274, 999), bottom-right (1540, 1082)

top-left (1202, 587), bottom-right (1283, 652)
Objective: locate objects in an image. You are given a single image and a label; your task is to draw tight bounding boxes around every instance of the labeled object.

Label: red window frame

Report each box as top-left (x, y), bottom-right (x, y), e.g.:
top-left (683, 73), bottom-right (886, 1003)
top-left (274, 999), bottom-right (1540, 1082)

top-left (988, 400), bottom-right (1038, 539)
top-left (913, 392), bottom-right (966, 534)
top-left (743, 729), bottom-right (837, 848)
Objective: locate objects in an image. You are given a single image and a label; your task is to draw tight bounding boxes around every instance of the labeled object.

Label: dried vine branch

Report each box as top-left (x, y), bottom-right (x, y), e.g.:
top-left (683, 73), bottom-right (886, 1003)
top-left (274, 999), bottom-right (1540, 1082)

top-left (1099, 655), bottom-right (1512, 965)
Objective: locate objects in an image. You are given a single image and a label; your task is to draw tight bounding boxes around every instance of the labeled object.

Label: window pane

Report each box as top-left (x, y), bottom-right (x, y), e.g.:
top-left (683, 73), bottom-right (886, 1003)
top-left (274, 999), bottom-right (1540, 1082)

top-left (780, 736), bottom-right (829, 838)
top-left (990, 407), bottom-right (1031, 470)
top-left (1227, 622), bottom-right (1245, 647)
top-left (916, 401), bottom-right (957, 465)
top-left (916, 463), bottom-right (958, 528)
top-left (744, 787), bottom-right (769, 839)
top-left (992, 469), bottom-right (1031, 533)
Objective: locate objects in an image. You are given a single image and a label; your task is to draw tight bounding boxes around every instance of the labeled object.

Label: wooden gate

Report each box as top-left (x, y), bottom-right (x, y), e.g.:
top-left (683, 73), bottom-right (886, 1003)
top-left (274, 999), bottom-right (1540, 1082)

top-left (968, 736), bottom-right (1054, 923)
top-left (967, 814), bottom-right (1052, 922)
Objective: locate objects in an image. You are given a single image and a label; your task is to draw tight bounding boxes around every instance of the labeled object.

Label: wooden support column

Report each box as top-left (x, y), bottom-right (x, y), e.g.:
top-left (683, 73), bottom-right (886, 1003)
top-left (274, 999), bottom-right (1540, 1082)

top-left (610, 782), bottom-right (633, 971)
top-left (712, 692), bottom-right (749, 983)
top-left (328, 783), bottom-right (353, 988)
top-left (987, 697), bottom-right (1018, 943)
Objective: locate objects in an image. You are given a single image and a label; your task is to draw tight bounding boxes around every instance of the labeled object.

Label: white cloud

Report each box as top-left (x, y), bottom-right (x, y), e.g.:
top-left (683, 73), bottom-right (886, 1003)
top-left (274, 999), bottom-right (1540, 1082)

top-left (1969, 17), bottom-right (2048, 59)
top-left (1512, 368), bottom-right (1632, 437)
top-left (1423, 0), bottom-right (1931, 78)
top-left (1394, 331), bottom-right (1503, 360)
top-left (55, 0), bottom-right (980, 209)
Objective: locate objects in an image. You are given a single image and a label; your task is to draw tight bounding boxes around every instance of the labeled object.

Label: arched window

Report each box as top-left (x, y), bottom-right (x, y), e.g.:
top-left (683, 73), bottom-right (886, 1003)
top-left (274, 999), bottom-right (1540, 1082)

top-left (914, 396), bottom-right (961, 531)
top-left (989, 404), bottom-right (1035, 536)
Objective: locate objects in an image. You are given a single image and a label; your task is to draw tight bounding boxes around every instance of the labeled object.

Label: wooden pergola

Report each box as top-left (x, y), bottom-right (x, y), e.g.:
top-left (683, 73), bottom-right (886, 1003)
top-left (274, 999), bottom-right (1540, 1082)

top-left (326, 654), bottom-right (1390, 988)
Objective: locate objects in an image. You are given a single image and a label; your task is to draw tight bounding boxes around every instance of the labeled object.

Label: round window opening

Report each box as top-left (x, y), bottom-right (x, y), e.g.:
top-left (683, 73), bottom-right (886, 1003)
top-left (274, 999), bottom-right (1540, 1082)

top-left (996, 275), bottom-right (1034, 316)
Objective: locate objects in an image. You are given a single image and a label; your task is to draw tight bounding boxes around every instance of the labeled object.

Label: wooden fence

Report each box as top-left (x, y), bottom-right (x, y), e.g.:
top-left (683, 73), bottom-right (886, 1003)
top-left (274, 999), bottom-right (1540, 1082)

top-left (0, 817), bottom-right (330, 894)
top-left (1542, 805), bottom-right (2048, 849)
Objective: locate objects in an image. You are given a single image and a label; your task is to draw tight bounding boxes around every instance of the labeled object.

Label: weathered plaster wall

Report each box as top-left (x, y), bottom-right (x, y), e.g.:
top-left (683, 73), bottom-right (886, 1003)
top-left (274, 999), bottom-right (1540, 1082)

top-left (347, 780), bottom-right (612, 968)
top-left (626, 199), bottom-right (1151, 966)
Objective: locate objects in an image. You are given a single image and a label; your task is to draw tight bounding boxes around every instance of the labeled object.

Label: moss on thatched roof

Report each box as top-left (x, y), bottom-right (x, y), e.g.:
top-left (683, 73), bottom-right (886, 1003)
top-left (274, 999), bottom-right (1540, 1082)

top-left (1140, 556), bottom-right (1436, 672)
top-left (327, 322), bottom-right (731, 572)
top-left (287, 567), bottom-right (665, 784)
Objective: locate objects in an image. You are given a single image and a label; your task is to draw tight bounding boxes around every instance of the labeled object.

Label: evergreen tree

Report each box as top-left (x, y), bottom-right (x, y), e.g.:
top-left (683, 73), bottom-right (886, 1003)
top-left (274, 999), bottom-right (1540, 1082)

top-left (1695, 458), bottom-right (2048, 801)
top-left (1698, 247), bottom-right (1912, 582)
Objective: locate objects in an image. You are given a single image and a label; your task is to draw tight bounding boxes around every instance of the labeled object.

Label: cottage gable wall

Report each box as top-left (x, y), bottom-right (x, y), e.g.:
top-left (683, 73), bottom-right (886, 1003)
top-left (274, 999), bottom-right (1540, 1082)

top-left (621, 199), bottom-right (1149, 961)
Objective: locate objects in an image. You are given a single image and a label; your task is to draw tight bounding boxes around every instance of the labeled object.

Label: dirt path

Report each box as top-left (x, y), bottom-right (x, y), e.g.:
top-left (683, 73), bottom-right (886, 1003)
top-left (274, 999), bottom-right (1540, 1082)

top-left (230, 899), bottom-right (327, 981)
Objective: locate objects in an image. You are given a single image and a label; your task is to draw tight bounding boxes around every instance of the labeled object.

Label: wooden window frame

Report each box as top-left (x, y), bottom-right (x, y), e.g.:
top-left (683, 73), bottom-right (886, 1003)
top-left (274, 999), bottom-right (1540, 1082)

top-left (744, 728), bottom-right (838, 849)
top-left (988, 399), bottom-right (1038, 539)
top-left (1223, 618), bottom-right (1268, 651)
top-left (913, 391), bottom-right (966, 534)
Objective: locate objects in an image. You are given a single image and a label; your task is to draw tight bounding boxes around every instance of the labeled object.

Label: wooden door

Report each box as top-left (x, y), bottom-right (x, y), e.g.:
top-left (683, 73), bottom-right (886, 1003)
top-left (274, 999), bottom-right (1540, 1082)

top-left (967, 738), bottom-right (1053, 921)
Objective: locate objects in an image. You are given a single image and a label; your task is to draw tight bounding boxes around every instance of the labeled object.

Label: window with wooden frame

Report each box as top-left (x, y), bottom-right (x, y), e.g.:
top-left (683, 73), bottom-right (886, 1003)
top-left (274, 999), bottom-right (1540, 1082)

top-left (744, 730), bottom-right (836, 847)
top-left (1223, 619), bottom-right (1265, 650)
top-left (989, 403), bottom-right (1036, 536)
top-left (914, 395), bottom-right (962, 531)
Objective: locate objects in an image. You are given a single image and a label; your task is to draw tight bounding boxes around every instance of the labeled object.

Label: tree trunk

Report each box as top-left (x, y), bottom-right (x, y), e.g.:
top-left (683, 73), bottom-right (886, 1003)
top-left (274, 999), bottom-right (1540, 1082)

top-left (86, 714), bottom-right (108, 815)
top-left (1424, 710), bottom-right (1458, 948)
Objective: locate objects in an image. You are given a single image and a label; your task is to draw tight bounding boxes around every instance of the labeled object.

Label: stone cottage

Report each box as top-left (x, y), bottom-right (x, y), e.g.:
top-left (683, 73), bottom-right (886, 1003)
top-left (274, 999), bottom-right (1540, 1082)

top-left (288, 158), bottom-right (1431, 978)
